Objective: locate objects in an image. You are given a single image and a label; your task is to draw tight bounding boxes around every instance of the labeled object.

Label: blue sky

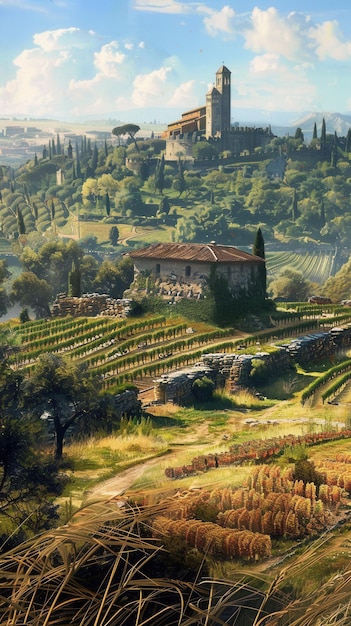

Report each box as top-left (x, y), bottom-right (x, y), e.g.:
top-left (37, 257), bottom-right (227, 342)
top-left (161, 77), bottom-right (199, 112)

top-left (1, 0), bottom-right (351, 123)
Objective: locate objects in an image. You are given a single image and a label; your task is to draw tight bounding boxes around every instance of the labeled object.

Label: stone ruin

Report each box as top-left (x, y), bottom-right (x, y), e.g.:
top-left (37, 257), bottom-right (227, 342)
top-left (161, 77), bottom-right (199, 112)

top-left (52, 293), bottom-right (132, 318)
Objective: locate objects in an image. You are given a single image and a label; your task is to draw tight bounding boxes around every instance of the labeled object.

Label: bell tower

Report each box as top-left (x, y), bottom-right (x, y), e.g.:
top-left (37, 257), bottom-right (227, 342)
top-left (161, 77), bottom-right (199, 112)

top-left (215, 65), bottom-right (231, 132)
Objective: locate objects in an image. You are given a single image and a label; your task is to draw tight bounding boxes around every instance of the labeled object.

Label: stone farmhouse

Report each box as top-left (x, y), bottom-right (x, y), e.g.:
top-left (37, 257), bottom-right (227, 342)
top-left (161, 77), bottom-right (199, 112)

top-left (164, 65), bottom-right (273, 160)
top-left (128, 242), bottom-right (265, 302)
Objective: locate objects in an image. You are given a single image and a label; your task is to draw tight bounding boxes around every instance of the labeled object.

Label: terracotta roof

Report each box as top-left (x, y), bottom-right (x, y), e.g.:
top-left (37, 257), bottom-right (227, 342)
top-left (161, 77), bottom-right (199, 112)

top-left (130, 243), bottom-right (265, 264)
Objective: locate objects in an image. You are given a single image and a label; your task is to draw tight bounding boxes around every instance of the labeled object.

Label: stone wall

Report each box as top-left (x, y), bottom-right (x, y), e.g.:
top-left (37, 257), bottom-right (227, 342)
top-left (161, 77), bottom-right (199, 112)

top-left (52, 294), bottom-right (132, 318)
top-left (114, 388), bottom-right (142, 417)
top-left (153, 326), bottom-right (351, 404)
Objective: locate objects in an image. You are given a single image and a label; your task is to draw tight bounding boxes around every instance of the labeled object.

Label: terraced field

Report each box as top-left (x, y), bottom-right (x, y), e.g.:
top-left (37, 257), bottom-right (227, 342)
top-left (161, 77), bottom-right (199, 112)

top-left (266, 249), bottom-right (336, 284)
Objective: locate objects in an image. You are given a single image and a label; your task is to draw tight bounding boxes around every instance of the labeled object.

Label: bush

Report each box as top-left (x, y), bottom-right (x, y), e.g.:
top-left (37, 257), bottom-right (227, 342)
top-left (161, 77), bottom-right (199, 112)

top-left (192, 376), bottom-right (215, 402)
top-left (250, 359), bottom-right (269, 385)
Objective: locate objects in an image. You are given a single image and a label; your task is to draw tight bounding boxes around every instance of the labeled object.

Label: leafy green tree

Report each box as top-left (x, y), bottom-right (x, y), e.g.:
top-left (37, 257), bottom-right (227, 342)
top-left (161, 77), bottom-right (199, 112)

top-left (109, 225), bottom-right (119, 246)
top-left (192, 142), bottom-right (218, 160)
top-left (112, 124), bottom-right (140, 152)
top-left (11, 271), bottom-right (52, 318)
top-left (25, 354), bottom-right (101, 459)
top-left (294, 127), bottom-right (304, 143)
top-left (93, 256), bottom-right (134, 298)
top-left (269, 267), bottom-right (311, 302)
top-left (158, 196), bottom-right (170, 215)
top-left (173, 158), bottom-right (186, 196)
top-left (0, 359), bottom-right (63, 536)
top-left (19, 307), bottom-right (30, 323)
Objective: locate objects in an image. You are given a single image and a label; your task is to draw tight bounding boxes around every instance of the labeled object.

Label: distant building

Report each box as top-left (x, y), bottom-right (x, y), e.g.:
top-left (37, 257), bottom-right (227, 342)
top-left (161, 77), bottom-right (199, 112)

top-left (128, 242), bottom-right (265, 301)
top-left (164, 65), bottom-right (273, 160)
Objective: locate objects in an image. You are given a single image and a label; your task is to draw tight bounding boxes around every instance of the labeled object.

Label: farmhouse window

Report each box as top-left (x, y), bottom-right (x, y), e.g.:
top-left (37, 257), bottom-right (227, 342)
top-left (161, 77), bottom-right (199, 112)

top-left (185, 265), bottom-right (191, 277)
top-left (155, 263), bottom-right (160, 275)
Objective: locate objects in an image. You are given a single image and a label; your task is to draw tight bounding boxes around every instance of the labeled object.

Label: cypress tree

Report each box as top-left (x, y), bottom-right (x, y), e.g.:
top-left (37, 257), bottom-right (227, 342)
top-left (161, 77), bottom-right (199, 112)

top-left (32, 202), bottom-right (38, 220)
top-left (252, 227), bottom-right (265, 258)
top-left (320, 199), bottom-right (326, 229)
top-left (91, 143), bottom-right (98, 172)
top-left (43, 145), bottom-right (48, 159)
top-left (313, 122), bottom-right (317, 140)
top-left (51, 199), bottom-right (55, 220)
top-left (48, 143), bottom-right (52, 160)
top-left (17, 207), bottom-right (26, 235)
top-left (68, 259), bottom-right (81, 297)
top-left (67, 140), bottom-right (73, 159)
top-left (56, 133), bottom-right (61, 155)
top-left (51, 138), bottom-right (56, 157)
top-left (104, 139), bottom-right (108, 157)
top-left (176, 157), bottom-right (185, 196)
top-left (346, 129), bottom-right (351, 153)
top-left (105, 191), bottom-right (111, 217)
top-left (291, 189), bottom-right (299, 222)
top-left (34, 153), bottom-right (38, 166)
top-left (109, 226), bottom-right (119, 246)
top-left (252, 228), bottom-right (266, 301)
top-left (76, 144), bottom-right (81, 179)
top-left (155, 155), bottom-right (165, 194)
top-left (321, 118), bottom-right (326, 144)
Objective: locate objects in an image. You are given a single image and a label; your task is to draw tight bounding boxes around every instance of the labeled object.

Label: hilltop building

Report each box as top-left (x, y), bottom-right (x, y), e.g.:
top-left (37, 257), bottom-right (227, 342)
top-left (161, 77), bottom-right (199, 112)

top-left (128, 242), bottom-right (265, 302)
top-left (164, 65), bottom-right (273, 160)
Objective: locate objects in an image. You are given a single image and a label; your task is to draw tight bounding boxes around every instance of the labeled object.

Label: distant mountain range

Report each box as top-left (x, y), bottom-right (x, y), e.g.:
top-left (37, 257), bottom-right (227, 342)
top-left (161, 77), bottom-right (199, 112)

top-left (233, 109), bottom-right (351, 140)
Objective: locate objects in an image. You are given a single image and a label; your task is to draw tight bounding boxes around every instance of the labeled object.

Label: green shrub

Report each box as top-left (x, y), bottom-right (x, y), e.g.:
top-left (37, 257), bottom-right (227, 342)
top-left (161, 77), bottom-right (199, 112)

top-left (192, 376), bottom-right (215, 402)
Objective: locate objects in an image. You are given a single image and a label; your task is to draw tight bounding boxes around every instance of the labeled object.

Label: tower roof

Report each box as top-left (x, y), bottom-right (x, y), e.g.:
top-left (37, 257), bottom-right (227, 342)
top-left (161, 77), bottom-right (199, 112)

top-left (216, 65), bottom-right (231, 75)
top-left (206, 85), bottom-right (220, 96)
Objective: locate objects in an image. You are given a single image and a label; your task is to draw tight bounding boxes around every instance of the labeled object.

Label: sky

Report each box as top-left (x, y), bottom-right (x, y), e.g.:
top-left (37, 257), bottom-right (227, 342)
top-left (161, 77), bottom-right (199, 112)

top-left (1, 0), bottom-right (351, 124)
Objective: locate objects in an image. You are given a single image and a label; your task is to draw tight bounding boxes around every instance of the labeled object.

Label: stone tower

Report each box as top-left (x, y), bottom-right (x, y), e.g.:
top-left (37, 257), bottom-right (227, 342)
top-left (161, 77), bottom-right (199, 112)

top-left (205, 86), bottom-right (221, 138)
top-left (205, 65), bottom-right (231, 138)
top-left (217, 65), bottom-right (231, 131)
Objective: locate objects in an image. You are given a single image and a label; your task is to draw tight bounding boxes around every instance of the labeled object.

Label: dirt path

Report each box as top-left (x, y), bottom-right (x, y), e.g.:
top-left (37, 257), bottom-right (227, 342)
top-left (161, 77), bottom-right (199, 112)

top-left (85, 456), bottom-right (164, 501)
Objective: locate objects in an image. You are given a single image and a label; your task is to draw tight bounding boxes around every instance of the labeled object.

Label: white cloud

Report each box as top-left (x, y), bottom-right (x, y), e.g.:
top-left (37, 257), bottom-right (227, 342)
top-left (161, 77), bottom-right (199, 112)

top-left (198, 4), bottom-right (236, 38)
top-left (33, 27), bottom-right (82, 52)
top-left (309, 20), bottom-right (351, 60)
top-left (133, 0), bottom-right (191, 14)
top-left (168, 79), bottom-right (197, 107)
top-left (94, 42), bottom-right (125, 78)
top-left (129, 66), bottom-right (173, 108)
top-left (249, 53), bottom-right (282, 74)
top-left (244, 7), bottom-right (307, 61)
top-left (0, 0), bottom-right (49, 13)
top-left (236, 55), bottom-right (316, 113)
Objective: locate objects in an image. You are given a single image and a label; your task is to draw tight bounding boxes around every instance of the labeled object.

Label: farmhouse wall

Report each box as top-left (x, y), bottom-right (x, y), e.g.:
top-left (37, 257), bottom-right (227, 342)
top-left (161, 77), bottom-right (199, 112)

top-left (133, 257), bottom-right (257, 295)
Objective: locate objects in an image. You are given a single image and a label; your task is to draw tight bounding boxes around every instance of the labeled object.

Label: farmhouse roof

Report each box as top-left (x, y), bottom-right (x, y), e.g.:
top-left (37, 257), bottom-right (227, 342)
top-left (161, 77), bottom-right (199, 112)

top-left (130, 243), bottom-right (265, 264)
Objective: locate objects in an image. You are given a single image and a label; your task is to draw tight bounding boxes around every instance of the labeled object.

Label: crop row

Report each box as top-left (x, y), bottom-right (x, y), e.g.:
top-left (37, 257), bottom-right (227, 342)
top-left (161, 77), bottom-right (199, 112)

top-left (266, 251), bottom-right (335, 283)
top-left (152, 517), bottom-right (272, 561)
top-left (12, 315), bottom-right (170, 367)
top-left (165, 430), bottom-right (351, 479)
top-left (301, 359), bottom-right (351, 404)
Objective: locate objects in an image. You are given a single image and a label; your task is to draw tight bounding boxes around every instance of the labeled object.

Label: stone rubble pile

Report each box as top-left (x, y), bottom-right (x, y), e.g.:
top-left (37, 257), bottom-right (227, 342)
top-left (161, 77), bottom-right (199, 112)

top-left (52, 294), bottom-right (132, 318)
